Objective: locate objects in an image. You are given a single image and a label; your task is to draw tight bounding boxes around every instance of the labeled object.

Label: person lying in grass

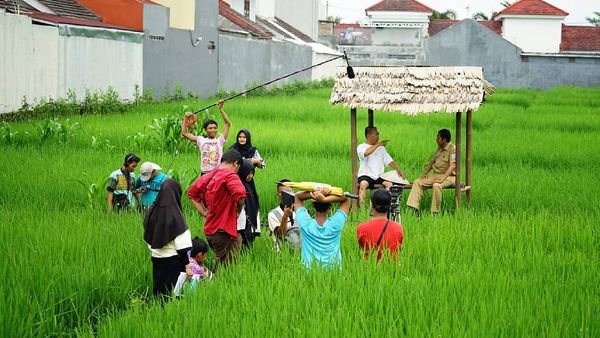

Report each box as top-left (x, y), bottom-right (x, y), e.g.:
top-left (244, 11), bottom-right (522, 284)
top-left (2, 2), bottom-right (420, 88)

top-left (294, 187), bottom-right (350, 269)
top-left (182, 100), bottom-right (231, 176)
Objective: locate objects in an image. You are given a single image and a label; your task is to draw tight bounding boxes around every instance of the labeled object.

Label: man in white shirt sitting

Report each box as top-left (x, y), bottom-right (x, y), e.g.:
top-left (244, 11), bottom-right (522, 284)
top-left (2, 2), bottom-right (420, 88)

top-left (357, 126), bottom-right (406, 206)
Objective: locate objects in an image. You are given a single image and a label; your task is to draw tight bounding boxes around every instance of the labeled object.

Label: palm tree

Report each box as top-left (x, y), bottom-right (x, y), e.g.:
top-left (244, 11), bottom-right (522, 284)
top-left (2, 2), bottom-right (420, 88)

top-left (472, 12), bottom-right (489, 21)
top-left (586, 11), bottom-right (600, 26)
top-left (500, 1), bottom-right (512, 7)
top-left (431, 9), bottom-right (457, 20)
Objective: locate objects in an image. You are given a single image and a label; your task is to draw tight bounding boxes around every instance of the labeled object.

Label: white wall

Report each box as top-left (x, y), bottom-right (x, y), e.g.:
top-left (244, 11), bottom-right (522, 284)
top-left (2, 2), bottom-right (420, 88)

top-left (255, 0), bottom-right (274, 18)
top-left (372, 27), bottom-right (421, 46)
top-left (311, 52), bottom-right (344, 80)
top-left (501, 16), bottom-right (563, 53)
top-left (275, 0), bottom-right (320, 40)
top-left (0, 12), bottom-right (142, 114)
top-left (58, 35), bottom-right (143, 101)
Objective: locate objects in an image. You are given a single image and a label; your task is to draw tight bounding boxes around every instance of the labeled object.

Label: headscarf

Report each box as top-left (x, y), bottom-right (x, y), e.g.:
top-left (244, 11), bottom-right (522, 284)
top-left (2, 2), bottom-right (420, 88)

top-left (143, 179), bottom-right (189, 249)
top-left (229, 129), bottom-right (257, 159)
top-left (238, 159), bottom-right (260, 232)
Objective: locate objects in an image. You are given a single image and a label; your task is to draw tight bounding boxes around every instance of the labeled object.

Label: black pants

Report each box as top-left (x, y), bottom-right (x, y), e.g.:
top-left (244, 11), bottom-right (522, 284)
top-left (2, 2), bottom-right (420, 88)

top-left (151, 256), bottom-right (184, 298)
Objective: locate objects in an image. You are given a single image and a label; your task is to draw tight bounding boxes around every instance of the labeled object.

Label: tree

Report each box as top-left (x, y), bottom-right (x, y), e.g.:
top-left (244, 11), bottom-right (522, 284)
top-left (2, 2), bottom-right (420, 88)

top-left (327, 15), bottom-right (342, 24)
top-left (586, 11), bottom-right (600, 26)
top-left (431, 9), bottom-right (457, 20)
top-left (472, 12), bottom-right (489, 21)
top-left (500, 1), bottom-right (512, 7)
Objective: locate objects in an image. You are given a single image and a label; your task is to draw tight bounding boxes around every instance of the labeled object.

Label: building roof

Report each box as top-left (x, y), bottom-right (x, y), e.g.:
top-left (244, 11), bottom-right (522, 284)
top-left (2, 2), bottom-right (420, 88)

top-left (77, 0), bottom-right (157, 31)
top-left (273, 17), bottom-right (314, 43)
top-left (28, 11), bottom-right (137, 31)
top-left (0, 0), bottom-right (134, 31)
top-left (429, 19), bottom-right (502, 36)
top-left (561, 25), bottom-right (600, 52)
top-left (365, 0), bottom-right (435, 13)
top-left (219, 0), bottom-right (271, 39)
top-left (497, 0), bottom-right (568, 17)
top-left (37, 0), bottom-right (99, 21)
top-left (330, 66), bottom-right (489, 115)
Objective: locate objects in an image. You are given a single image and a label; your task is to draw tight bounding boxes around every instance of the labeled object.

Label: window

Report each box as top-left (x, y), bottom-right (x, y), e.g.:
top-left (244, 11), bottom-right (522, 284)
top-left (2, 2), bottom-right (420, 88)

top-left (244, 0), bottom-right (250, 17)
top-left (149, 35), bottom-right (164, 41)
top-left (521, 56), bottom-right (529, 63)
top-left (568, 57), bottom-right (576, 64)
top-left (388, 54), bottom-right (415, 60)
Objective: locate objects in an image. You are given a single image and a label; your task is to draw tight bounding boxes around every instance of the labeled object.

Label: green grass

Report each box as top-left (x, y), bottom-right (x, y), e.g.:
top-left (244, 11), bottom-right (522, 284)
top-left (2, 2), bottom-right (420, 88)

top-left (0, 87), bottom-right (599, 336)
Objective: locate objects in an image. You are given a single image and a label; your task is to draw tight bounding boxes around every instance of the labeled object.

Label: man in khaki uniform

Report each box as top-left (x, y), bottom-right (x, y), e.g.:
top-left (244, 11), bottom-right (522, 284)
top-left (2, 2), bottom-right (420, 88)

top-left (407, 129), bottom-right (456, 214)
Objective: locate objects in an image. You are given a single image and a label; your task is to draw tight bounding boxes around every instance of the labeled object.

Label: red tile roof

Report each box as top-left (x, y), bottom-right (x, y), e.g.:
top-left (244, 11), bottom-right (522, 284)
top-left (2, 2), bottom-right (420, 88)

top-left (497, 0), bottom-right (568, 17)
top-left (335, 23), bottom-right (362, 30)
top-left (560, 25), bottom-right (600, 52)
top-left (428, 19), bottom-right (502, 36)
top-left (365, 0), bottom-right (435, 13)
top-left (219, 0), bottom-right (271, 39)
top-left (28, 11), bottom-right (138, 31)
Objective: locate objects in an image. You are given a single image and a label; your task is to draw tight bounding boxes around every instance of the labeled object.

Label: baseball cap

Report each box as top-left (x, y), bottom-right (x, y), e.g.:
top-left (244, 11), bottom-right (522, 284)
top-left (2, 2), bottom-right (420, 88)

top-left (139, 162), bottom-right (161, 182)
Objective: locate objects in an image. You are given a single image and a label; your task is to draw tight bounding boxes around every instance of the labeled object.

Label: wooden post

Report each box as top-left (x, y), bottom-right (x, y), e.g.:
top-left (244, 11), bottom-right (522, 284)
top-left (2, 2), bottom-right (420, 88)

top-left (350, 108), bottom-right (358, 208)
top-left (367, 109), bottom-right (374, 127)
top-left (455, 111), bottom-right (462, 209)
top-left (466, 109), bottom-right (472, 203)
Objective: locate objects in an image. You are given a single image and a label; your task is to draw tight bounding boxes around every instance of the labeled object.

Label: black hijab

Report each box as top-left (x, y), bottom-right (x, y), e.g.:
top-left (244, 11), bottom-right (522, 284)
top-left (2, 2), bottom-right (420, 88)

top-left (229, 129), bottom-right (257, 159)
top-left (143, 179), bottom-right (189, 249)
top-left (238, 159), bottom-right (260, 230)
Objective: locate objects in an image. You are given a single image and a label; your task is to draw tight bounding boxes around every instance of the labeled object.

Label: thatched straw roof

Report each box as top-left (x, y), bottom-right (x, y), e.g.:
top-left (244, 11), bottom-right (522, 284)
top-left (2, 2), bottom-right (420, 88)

top-left (330, 66), bottom-right (493, 115)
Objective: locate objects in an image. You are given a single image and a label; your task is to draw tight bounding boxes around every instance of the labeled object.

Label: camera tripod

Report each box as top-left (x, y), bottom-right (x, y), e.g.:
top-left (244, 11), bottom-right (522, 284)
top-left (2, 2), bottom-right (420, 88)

top-left (387, 184), bottom-right (404, 223)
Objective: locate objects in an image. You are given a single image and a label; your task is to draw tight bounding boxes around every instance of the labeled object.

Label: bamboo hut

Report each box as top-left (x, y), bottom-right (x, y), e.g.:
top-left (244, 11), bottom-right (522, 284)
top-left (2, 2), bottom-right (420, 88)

top-left (330, 66), bottom-right (493, 209)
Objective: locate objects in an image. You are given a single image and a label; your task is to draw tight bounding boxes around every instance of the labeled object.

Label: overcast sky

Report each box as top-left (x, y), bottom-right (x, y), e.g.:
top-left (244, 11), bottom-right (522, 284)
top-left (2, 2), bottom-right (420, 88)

top-left (325, 0), bottom-right (598, 25)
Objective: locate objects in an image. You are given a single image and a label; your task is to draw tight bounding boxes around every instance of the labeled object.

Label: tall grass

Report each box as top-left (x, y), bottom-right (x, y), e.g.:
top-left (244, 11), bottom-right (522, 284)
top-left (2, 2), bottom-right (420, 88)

top-left (0, 87), bottom-right (599, 336)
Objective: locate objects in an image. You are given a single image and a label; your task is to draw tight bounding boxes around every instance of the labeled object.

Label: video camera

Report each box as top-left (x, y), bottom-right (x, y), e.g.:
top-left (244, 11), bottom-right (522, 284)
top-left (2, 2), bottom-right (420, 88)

top-left (387, 184), bottom-right (403, 222)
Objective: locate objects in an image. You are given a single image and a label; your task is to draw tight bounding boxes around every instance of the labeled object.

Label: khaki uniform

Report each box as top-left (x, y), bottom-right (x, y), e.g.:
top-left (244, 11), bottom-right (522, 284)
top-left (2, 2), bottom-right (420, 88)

top-left (407, 142), bottom-right (456, 212)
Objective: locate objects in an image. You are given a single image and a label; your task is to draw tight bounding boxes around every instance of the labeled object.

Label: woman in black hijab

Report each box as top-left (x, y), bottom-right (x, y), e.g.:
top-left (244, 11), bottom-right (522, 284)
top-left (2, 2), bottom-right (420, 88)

top-left (229, 129), bottom-right (266, 168)
top-left (237, 159), bottom-right (261, 246)
top-left (143, 179), bottom-right (192, 298)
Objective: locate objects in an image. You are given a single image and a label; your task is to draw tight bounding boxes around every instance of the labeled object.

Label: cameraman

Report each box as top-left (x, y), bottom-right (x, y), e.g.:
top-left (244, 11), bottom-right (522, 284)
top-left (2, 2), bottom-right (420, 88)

top-left (356, 189), bottom-right (404, 262)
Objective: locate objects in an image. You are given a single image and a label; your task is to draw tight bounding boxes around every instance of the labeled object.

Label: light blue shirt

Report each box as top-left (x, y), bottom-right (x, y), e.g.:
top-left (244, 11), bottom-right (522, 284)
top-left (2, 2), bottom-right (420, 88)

top-left (134, 172), bottom-right (168, 208)
top-left (295, 206), bottom-right (347, 269)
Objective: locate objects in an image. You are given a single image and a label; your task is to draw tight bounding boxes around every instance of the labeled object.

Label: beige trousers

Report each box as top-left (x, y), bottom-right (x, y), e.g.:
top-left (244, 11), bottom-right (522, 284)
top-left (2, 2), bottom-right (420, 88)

top-left (406, 174), bottom-right (455, 212)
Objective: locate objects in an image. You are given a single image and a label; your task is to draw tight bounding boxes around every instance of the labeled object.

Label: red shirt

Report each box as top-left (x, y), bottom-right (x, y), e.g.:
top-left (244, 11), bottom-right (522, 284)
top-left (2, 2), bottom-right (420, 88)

top-left (187, 167), bottom-right (247, 238)
top-left (356, 218), bottom-right (404, 261)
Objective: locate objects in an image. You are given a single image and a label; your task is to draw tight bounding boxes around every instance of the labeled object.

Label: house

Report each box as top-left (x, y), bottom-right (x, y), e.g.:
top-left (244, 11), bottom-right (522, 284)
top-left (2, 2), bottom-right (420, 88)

top-left (77, 0), bottom-right (219, 99)
top-left (339, 0), bottom-right (435, 65)
top-left (0, 0), bottom-right (143, 113)
top-left (426, 0), bottom-right (600, 88)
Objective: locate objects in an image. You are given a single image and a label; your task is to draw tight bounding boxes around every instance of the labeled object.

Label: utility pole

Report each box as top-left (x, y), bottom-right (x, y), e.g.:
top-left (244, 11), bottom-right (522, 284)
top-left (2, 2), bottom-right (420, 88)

top-left (326, 0), bottom-right (329, 19)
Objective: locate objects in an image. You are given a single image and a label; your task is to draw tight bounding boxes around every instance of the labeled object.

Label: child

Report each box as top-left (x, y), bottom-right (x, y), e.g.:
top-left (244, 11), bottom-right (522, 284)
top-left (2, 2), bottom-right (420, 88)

top-left (182, 100), bottom-right (231, 175)
top-left (189, 236), bottom-right (214, 281)
top-left (107, 153), bottom-right (140, 211)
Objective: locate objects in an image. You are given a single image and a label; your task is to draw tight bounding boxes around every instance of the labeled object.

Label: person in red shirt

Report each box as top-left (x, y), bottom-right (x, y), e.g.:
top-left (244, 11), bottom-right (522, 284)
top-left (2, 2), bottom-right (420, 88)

top-left (356, 189), bottom-right (404, 262)
top-left (188, 150), bottom-right (246, 270)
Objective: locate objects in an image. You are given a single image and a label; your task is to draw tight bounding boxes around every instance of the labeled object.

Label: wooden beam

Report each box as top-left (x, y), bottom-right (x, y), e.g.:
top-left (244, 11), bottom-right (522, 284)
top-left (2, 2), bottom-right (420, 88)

top-left (367, 109), bottom-right (374, 127)
top-left (466, 109), bottom-right (472, 203)
top-left (455, 111), bottom-right (462, 209)
top-left (350, 108), bottom-right (358, 208)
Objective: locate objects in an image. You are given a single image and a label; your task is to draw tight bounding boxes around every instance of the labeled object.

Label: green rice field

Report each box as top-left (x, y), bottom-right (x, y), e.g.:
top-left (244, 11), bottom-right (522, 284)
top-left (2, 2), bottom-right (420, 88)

top-left (0, 86), bottom-right (599, 336)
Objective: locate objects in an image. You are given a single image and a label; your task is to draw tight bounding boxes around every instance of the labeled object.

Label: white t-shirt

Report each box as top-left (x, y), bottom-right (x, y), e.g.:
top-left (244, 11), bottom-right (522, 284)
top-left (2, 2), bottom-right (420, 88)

top-left (357, 143), bottom-right (393, 179)
top-left (149, 229), bottom-right (192, 258)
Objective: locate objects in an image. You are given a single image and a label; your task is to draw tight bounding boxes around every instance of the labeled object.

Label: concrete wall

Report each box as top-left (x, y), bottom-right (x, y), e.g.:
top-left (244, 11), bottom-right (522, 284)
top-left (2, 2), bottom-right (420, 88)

top-left (426, 19), bottom-right (600, 89)
top-left (151, 0), bottom-right (195, 30)
top-left (143, 0), bottom-right (218, 98)
top-left (0, 12), bottom-right (142, 113)
top-left (501, 17), bottom-right (563, 53)
top-left (372, 27), bottom-right (421, 46)
top-left (218, 34), bottom-right (312, 92)
top-left (342, 44), bottom-right (427, 66)
top-left (275, 0), bottom-right (322, 40)
top-left (312, 52), bottom-right (345, 80)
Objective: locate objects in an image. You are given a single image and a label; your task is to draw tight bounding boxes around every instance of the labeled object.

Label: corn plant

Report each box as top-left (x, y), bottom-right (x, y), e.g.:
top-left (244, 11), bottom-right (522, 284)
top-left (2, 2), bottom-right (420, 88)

top-left (70, 174), bottom-right (109, 209)
top-left (1, 122), bottom-right (18, 145)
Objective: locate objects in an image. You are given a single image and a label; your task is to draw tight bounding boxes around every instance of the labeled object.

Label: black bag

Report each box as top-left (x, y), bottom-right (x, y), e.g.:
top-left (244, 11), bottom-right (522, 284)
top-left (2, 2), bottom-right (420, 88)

top-left (113, 193), bottom-right (130, 210)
